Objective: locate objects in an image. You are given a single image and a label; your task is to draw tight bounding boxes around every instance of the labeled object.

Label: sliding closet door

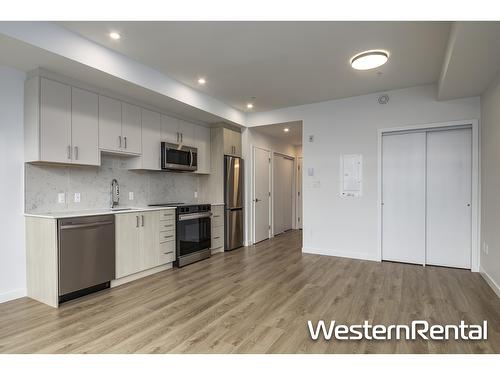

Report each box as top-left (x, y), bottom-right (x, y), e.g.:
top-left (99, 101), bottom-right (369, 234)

top-left (382, 132), bottom-right (426, 264)
top-left (426, 129), bottom-right (472, 268)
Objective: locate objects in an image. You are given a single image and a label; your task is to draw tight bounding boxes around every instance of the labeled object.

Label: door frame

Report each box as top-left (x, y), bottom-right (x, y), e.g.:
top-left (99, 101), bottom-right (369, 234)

top-left (377, 119), bottom-right (480, 272)
top-left (252, 146), bottom-right (271, 244)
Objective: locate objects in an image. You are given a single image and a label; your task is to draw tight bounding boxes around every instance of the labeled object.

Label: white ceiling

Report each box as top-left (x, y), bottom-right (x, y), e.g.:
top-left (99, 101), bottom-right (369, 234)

top-left (252, 121), bottom-right (302, 146)
top-left (439, 22), bottom-right (500, 100)
top-left (60, 21), bottom-right (451, 112)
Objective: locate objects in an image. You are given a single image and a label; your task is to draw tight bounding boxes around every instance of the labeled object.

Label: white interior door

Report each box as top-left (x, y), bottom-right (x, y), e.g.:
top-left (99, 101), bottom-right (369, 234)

top-left (253, 147), bottom-right (271, 243)
top-left (282, 157), bottom-right (294, 231)
top-left (297, 157), bottom-right (303, 229)
top-left (382, 132), bottom-right (426, 264)
top-left (273, 154), bottom-right (294, 235)
top-left (426, 129), bottom-right (472, 268)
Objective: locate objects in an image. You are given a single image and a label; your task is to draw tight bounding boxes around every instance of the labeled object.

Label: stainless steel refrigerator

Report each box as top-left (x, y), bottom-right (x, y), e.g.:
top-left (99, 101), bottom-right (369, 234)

top-left (224, 155), bottom-right (244, 251)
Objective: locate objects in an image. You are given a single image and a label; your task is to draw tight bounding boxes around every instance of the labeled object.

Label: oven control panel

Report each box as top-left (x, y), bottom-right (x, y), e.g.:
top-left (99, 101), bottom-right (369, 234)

top-left (178, 204), bottom-right (211, 214)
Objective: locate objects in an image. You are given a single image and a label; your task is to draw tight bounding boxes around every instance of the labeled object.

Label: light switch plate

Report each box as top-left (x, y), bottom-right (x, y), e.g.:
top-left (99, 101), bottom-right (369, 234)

top-left (307, 167), bottom-right (314, 177)
top-left (194, 191), bottom-right (198, 198)
top-left (74, 193), bottom-right (81, 203)
top-left (57, 193), bottom-right (65, 204)
top-left (128, 192), bottom-right (134, 201)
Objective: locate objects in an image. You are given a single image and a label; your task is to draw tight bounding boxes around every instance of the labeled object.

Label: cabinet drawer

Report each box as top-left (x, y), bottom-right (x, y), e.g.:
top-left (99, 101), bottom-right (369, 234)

top-left (211, 205), bottom-right (224, 217)
top-left (159, 221), bottom-right (175, 231)
top-left (159, 210), bottom-right (175, 220)
top-left (212, 225), bottom-right (223, 241)
top-left (160, 230), bottom-right (175, 243)
top-left (212, 212), bottom-right (223, 228)
top-left (211, 236), bottom-right (223, 250)
top-left (159, 241), bottom-right (175, 264)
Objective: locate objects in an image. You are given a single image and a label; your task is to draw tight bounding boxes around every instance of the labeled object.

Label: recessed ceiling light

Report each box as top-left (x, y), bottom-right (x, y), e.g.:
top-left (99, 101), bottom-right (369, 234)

top-left (109, 32), bottom-right (121, 40)
top-left (284, 128), bottom-right (290, 133)
top-left (350, 50), bottom-right (389, 70)
top-left (198, 77), bottom-right (206, 85)
top-left (246, 103), bottom-right (254, 109)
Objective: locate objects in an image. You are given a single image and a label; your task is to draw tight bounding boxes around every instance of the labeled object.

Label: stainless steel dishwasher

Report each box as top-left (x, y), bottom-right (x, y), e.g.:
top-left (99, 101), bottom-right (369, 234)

top-left (58, 215), bottom-right (115, 303)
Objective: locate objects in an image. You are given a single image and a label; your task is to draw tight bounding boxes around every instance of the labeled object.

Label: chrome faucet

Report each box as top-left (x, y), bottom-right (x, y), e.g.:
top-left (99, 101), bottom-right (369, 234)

top-left (111, 179), bottom-right (120, 208)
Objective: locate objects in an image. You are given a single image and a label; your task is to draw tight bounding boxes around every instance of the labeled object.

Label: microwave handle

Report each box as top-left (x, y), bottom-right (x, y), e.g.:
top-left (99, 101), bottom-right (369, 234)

top-left (189, 149), bottom-right (193, 167)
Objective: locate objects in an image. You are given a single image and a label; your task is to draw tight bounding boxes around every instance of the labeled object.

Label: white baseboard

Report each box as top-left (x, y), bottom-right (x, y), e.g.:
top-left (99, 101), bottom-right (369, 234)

top-left (480, 267), bottom-right (500, 298)
top-left (302, 247), bottom-right (380, 262)
top-left (111, 263), bottom-right (172, 288)
top-left (0, 288), bottom-right (27, 304)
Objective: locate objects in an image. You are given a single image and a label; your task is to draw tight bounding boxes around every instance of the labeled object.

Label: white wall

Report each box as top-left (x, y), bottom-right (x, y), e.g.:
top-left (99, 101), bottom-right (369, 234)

top-left (0, 66), bottom-right (26, 302)
top-left (242, 127), bottom-right (299, 245)
top-left (480, 73), bottom-right (500, 296)
top-left (247, 84), bottom-right (480, 261)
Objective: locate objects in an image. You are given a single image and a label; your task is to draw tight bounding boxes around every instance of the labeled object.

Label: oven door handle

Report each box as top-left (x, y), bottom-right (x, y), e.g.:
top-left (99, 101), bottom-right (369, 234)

top-left (178, 212), bottom-right (212, 221)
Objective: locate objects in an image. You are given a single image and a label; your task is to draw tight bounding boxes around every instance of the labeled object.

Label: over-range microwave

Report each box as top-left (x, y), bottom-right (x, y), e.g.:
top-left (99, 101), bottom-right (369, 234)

top-left (161, 142), bottom-right (198, 172)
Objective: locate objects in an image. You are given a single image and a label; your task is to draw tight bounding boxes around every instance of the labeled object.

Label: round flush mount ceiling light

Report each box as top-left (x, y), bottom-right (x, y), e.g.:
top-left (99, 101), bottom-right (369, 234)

top-left (109, 32), bottom-right (121, 40)
top-left (197, 77), bottom-right (206, 85)
top-left (350, 50), bottom-right (389, 70)
top-left (246, 103), bottom-right (254, 109)
top-left (284, 128), bottom-right (290, 133)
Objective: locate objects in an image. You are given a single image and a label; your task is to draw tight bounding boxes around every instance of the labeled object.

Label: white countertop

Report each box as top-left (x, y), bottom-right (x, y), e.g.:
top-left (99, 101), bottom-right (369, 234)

top-left (24, 206), bottom-right (177, 219)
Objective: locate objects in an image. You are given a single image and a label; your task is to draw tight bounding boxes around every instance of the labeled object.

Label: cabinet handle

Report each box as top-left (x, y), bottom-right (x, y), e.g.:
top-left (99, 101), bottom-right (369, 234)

top-left (141, 215), bottom-right (145, 227)
top-left (180, 133), bottom-right (183, 143)
top-left (136, 216), bottom-right (139, 228)
top-left (163, 251), bottom-right (173, 255)
top-left (214, 236), bottom-right (220, 239)
top-left (124, 136), bottom-right (127, 149)
top-left (74, 146), bottom-right (79, 160)
top-left (67, 145), bottom-right (72, 160)
top-left (176, 132), bottom-right (179, 143)
top-left (164, 235), bottom-right (174, 239)
top-left (119, 136), bottom-right (122, 148)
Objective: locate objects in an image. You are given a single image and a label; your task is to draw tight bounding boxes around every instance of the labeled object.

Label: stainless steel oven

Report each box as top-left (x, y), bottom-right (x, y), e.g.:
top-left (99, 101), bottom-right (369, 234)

top-left (175, 204), bottom-right (211, 267)
top-left (161, 142), bottom-right (198, 172)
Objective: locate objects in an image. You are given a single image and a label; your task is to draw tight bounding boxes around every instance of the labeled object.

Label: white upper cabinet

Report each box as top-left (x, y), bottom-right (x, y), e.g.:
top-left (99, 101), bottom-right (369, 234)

top-left (223, 128), bottom-right (242, 157)
top-left (194, 125), bottom-right (211, 174)
top-left (39, 78), bottom-right (72, 164)
top-left (99, 97), bottom-right (141, 154)
top-left (178, 119), bottom-right (196, 146)
top-left (25, 77), bottom-right (99, 166)
top-left (98, 95), bottom-right (122, 152)
top-left (160, 114), bottom-right (180, 144)
top-left (121, 103), bottom-right (142, 154)
top-left (71, 87), bottom-right (99, 166)
top-left (132, 108), bottom-right (161, 170)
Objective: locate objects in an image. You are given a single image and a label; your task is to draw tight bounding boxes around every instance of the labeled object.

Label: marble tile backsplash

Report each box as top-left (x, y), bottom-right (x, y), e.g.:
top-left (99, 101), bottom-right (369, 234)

top-left (25, 155), bottom-right (200, 213)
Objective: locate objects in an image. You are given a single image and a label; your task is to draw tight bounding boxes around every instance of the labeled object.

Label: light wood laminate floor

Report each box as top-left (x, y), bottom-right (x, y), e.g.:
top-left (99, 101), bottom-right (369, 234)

top-left (1, 230), bottom-right (499, 353)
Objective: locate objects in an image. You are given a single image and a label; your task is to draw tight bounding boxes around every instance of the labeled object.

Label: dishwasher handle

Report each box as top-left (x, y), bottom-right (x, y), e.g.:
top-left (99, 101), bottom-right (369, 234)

top-left (60, 221), bottom-right (114, 230)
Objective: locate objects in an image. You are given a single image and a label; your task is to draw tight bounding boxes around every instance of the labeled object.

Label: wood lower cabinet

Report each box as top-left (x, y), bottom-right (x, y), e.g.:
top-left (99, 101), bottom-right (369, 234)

top-left (211, 205), bottom-right (225, 253)
top-left (115, 209), bottom-right (175, 279)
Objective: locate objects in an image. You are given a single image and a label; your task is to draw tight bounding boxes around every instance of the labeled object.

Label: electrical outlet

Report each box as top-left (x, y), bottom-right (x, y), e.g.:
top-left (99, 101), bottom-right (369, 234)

top-left (308, 167), bottom-right (314, 177)
top-left (57, 193), bottom-right (65, 204)
top-left (194, 191), bottom-right (198, 198)
top-left (74, 193), bottom-right (81, 203)
top-left (128, 192), bottom-right (134, 201)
